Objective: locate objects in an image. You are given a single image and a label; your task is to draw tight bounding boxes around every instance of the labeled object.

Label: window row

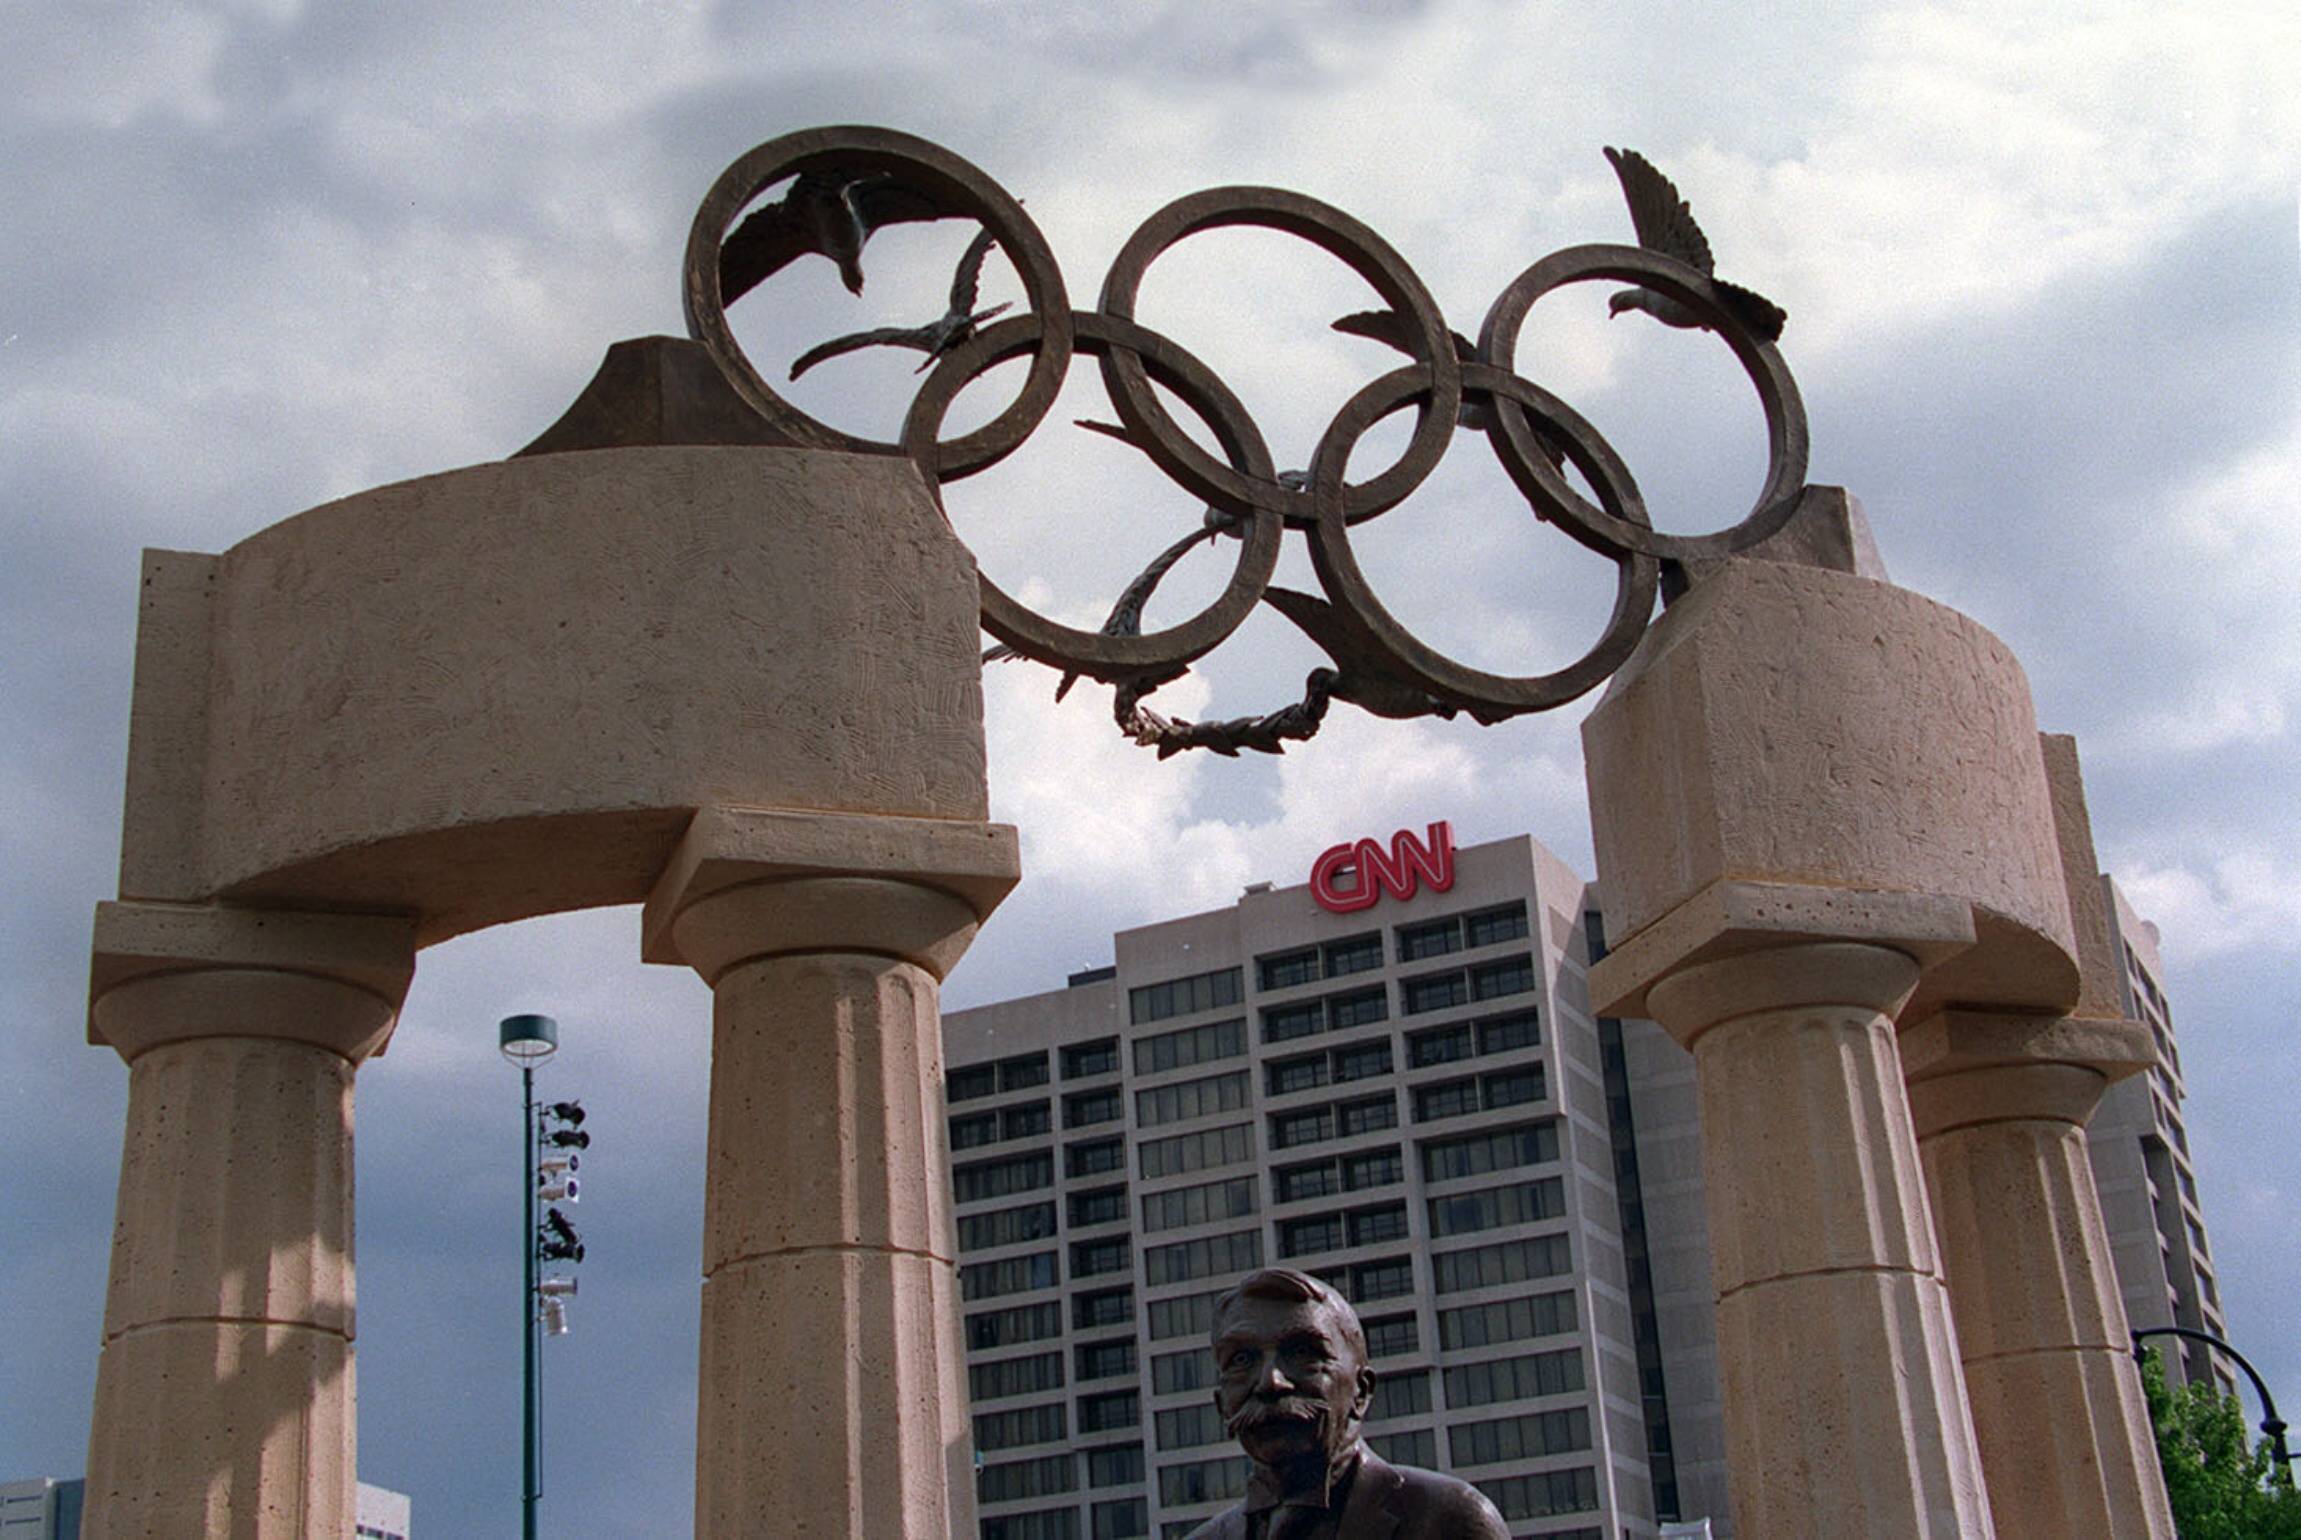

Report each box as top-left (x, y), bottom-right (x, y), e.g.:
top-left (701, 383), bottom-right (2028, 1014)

top-left (1437, 1289), bottom-right (1579, 1351)
top-left (1399, 954), bottom-right (1537, 1016)
top-left (1433, 1231), bottom-right (1573, 1294)
top-left (959, 1201), bottom-right (1058, 1252)
top-left (1138, 1069), bottom-right (1250, 1128)
top-left (963, 1251), bottom-right (1057, 1301)
top-left (1428, 1176), bottom-right (1567, 1239)
top-left (1061, 1037), bottom-right (1120, 1080)
top-left (1276, 1201), bottom-right (1410, 1259)
top-left (1405, 1008), bottom-right (1540, 1068)
top-left (1395, 900), bottom-right (1530, 962)
top-left (1273, 1146), bottom-right (1403, 1203)
top-left (1129, 967), bottom-right (1243, 1026)
top-left (1133, 1017), bottom-right (1245, 1077)
top-left (1141, 1174), bottom-right (1258, 1234)
top-left (1266, 1038), bottom-right (1393, 1096)
top-left (1157, 1455), bottom-right (1252, 1509)
top-left (1270, 1092), bottom-right (1397, 1150)
top-left (950, 1051), bottom-right (1052, 1103)
top-left (1367, 1427), bottom-right (1437, 1469)
top-left (1420, 1120), bottom-right (1559, 1184)
top-left (951, 1099), bottom-right (1053, 1149)
top-left (1254, 931), bottom-right (1383, 991)
top-left (1260, 985), bottom-right (1388, 1045)
top-left (975, 1402), bottom-right (1067, 1452)
top-left (1143, 1228), bottom-right (1262, 1287)
top-left (1473, 1466), bottom-right (1600, 1523)
top-left (1444, 1347), bottom-right (1586, 1409)
top-left (1410, 1065), bottom-right (1546, 1123)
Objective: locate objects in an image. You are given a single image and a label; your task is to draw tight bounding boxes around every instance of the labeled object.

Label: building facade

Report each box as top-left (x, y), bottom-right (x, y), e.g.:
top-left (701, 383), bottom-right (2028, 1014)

top-left (942, 829), bottom-right (1707, 1539)
top-left (0, 1478), bottom-right (406, 1539)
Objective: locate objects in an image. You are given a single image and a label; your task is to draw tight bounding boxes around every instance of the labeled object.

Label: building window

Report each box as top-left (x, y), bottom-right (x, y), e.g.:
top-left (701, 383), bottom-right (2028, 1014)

top-left (1420, 1121), bottom-right (1560, 1183)
top-left (1075, 1339), bottom-right (1137, 1380)
top-left (959, 1202), bottom-right (1059, 1251)
top-left (1428, 1176), bottom-right (1566, 1238)
top-left (1327, 987), bottom-right (1389, 1030)
top-left (1001, 1054), bottom-right (1053, 1092)
top-left (1331, 1042), bottom-right (1393, 1083)
top-left (1260, 1002), bottom-right (1323, 1043)
top-left (1463, 902), bottom-right (1529, 948)
top-left (1257, 947), bottom-right (1320, 991)
top-left (1369, 1366), bottom-right (1432, 1418)
top-left (1437, 1290), bottom-right (1579, 1350)
top-left (1144, 1229), bottom-right (1262, 1287)
top-left (978, 1452), bottom-right (1076, 1504)
top-left (1157, 1457), bottom-right (1252, 1508)
top-left (1069, 1186), bottom-right (1127, 1228)
top-left (1337, 1094), bottom-right (1397, 1137)
top-left (1071, 1237), bottom-right (1132, 1279)
top-left (968, 1300), bottom-right (1064, 1351)
top-left (971, 1351), bottom-right (1065, 1400)
top-left (1396, 917), bottom-right (1462, 961)
top-left (1151, 1349), bottom-right (1213, 1395)
top-left (1408, 1023), bottom-right (1474, 1067)
top-left (1279, 1213), bottom-right (1346, 1258)
top-left (1412, 1078), bottom-right (1480, 1123)
top-left (1066, 1138), bottom-right (1125, 1179)
top-left (981, 1507), bottom-right (1083, 1540)
top-left (1268, 1053), bottom-right (1329, 1096)
top-left (1073, 1287), bottom-right (1134, 1330)
top-left (964, 1251), bottom-right (1058, 1301)
top-left (1481, 1066), bottom-right (1544, 1109)
top-left (1475, 1009), bottom-right (1539, 1054)
top-left (1323, 933), bottom-right (1384, 977)
top-left (1091, 1496), bottom-right (1149, 1540)
top-left (976, 1402), bottom-right (1069, 1451)
top-left (1451, 1407), bottom-right (1592, 1468)
top-left (1274, 1158), bottom-right (1338, 1203)
top-left (1065, 1088), bottom-right (1124, 1128)
top-left (1133, 1018), bottom-right (1246, 1076)
top-left (1137, 1122), bottom-right (1254, 1180)
top-left (1444, 1348), bottom-right (1587, 1408)
top-left (1472, 1466), bottom-right (1600, 1522)
top-left (1129, 967), bottom-right (1243, 1025)
top-left (1341, 1147), bottom-right (1404, 1191)
top-left (951, 1111), bottom-right (1001, 1149)
top-left (1362, 1313), bottom-right (1419, 1358)
top-left (1469, 955), bottom-right (1536, 1001)
top-left (1146, 1290), bottom-right (1226, 1342)
top-left (1271, 1107), bottom-right (1335, 1150)
top-left (1078, 1388), bottom-right (1140, 1432)
top-left (1087, 1445), bottom-right (1146, 1489)
top-left (1402, 972), bottom-right (1469, 1015)
top-left (1063, 1038), bottom-right (1120, 1079)
top-left (1137, 1070), bottom-right (1251, 1128)
top-left (1154, 1403), bottom-right (1228, 1452)
top-left (1346, 1256), bottom-right (1416, 1302)
top-left (1368, 1428), bottom-right (1437, 1469)
top-left (1432, 1232), bottom-right (1573, 1293)
top-left (1140, 1175), bottom-right (1259, 1233)
top-left (948, 1063), bottom-right (999, 1102)
top-left (1347, 1202), bottom-right (1410, 1247)
top-left (957, 1152), bottom-right (1055, 1204)
top-left (1003, 1101), bottom-right (1053, 1140)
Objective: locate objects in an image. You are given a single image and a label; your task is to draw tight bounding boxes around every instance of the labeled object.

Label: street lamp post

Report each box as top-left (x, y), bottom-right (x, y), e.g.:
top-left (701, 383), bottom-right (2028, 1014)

top-left (500, 1014), bottom-right (559, 1540)
top-left (2133, 1324), bottom-right (2296, 1486)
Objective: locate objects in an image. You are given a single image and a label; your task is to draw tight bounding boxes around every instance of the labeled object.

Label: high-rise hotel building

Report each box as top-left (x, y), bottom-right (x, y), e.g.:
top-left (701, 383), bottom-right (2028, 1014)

top-left (942, 829), bottom-right (1713, 1540)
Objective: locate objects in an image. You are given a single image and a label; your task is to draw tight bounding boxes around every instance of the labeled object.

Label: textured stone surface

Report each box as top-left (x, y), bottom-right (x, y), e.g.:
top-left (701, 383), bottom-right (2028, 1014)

top-left (1584, 559), bottom-right (2078, 1023)
top-left (1642, 942), bottom-right (1996, 1540)
top-left (117, 445), bottom-right (989, 945)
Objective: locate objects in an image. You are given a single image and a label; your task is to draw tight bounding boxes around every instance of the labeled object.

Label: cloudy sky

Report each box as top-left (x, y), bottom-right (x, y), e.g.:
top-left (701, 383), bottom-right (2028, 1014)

top-left (3, 0), bottom-right (2295, 1532)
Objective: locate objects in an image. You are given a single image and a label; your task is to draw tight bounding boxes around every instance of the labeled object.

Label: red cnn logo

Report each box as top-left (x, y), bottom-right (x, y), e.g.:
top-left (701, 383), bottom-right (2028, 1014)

top-left (1310, 822), bottom-right (1457, 914)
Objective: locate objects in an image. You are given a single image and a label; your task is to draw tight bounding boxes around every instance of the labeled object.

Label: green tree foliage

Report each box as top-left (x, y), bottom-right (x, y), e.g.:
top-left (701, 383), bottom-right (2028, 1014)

top-left (2143, 1348), bottom-right (2301, 1540)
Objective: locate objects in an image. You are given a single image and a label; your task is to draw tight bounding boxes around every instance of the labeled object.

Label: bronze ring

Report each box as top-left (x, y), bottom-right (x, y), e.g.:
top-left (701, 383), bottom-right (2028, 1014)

top-left (684, 125), bottom-right (1072, 471)
top-left (1478, 242), bottom-right (1807, 561)
top-left (1303, 360), bottom-right (1662, 713)
top-left (1095, 186), bottom-right (1460, 526)
top-left (903, 310), bottom-right (1284, 682)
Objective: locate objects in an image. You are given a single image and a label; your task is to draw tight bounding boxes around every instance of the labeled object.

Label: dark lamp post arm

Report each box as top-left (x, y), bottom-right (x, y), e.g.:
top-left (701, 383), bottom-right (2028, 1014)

top-left (2133, 1324), bottom-right (2295, 1484)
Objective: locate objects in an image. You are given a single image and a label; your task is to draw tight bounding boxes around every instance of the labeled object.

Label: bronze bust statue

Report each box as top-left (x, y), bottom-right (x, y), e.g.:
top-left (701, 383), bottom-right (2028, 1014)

top-left (1185, 1268), bottom-right (1509, 1539)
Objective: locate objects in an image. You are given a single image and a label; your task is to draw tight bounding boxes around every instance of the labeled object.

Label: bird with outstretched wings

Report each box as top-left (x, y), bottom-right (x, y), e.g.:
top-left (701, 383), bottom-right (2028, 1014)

top-left (788, 225), bottom-right (1013, 380)
top-left (717, 170), bottom-right (967, 303)
top-left (1602, 146), bottom-right (1786, 342)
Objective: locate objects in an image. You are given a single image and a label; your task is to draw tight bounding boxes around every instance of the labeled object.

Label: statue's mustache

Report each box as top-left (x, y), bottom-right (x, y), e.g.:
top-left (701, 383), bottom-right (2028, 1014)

top-left (1226, 1397), bottom-right (1330, 1441)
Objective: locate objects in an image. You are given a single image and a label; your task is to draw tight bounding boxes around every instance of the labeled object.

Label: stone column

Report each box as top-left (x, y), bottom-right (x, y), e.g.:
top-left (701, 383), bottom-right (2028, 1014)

top-left (82, 902), bottom-right (416, 1540)
top-left (1583, 520), bottom-right (2084, 1540)
top-left (1900, 734), bottom-right (2176, 1537)
top-left (1904, 1014), bottom-right (2172, 1538)
top-left (643, 806), bottom-right (1019, 1540)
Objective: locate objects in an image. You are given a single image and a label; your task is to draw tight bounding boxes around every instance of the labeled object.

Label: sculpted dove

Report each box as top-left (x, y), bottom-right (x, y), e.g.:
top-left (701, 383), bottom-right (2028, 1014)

top-left (1602, 146), bottom-right (1786, 342)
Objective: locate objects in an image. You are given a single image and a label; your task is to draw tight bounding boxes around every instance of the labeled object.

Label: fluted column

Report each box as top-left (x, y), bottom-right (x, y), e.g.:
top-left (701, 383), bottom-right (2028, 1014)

top-left (1639, 941), bottom-right (1994, 1537)
top-left (1904, 1012), bottom-right (2174, 1538)
top-left (644, 806), bottom-right (1018, 1540)
top-left (82, 902), bottom-right (415, 1540)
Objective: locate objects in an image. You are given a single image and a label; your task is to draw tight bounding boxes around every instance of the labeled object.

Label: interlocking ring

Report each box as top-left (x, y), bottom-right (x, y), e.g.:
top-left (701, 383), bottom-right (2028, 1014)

top-left (903, 310), bottom-right (1284, 683)
top-left (1303, 361), bottom-right (1662, 714)
top-left (684, 125), bottom-right (1072, 474)
top-left (1096, 186), bottom-right (1461, 527)
top-left (1479, 243), bottom-right (1808, 561)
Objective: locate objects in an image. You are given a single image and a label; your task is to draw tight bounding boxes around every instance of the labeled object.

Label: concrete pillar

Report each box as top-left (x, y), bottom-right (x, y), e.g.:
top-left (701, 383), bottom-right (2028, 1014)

top-left (1904, 1014), bottom-right (2174, 1539)
top-left (1639, 940), bottom-right (1993, 1537)
top-left (1583, 529), bottom-right (2086, 1539)
top-left (644, 806), bottom-right (1018, 1540)
top-left (81, 902), bottom-right (415, 1540)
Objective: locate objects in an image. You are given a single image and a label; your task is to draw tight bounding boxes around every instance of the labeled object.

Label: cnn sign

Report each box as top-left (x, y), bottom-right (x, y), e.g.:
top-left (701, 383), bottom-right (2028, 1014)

top-left (1310, 822), bottom-right (1456, 914)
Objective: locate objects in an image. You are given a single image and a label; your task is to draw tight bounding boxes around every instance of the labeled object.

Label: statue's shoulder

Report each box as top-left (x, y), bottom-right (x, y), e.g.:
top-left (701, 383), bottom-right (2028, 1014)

top-left (1371, 1455), bottom-right (1512, 1538)
top-left (1180, 1503), bottom-right (1247, 1540)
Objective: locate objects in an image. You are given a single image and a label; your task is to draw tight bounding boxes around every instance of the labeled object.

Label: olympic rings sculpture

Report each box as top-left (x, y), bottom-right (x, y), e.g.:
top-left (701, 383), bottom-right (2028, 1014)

top-left (684, 126), bottom-right (1811, 757)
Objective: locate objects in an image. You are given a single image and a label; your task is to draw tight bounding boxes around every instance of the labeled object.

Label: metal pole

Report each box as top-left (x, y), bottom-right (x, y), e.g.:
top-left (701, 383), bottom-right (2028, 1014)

top-left (523, 1062), bottom-right (541, 1540)
top-left (2133, 1325), bottom-right (2295, 1486)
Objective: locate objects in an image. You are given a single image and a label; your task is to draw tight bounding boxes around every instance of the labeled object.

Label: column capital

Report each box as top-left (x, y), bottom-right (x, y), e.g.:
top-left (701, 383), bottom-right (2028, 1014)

top-left (642, 805), bottom-right (1020, 983)
top-left (1903, 1009), bottom-right (2156, 1139)
top-left (88, 900), bottom-right (417, 1063)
